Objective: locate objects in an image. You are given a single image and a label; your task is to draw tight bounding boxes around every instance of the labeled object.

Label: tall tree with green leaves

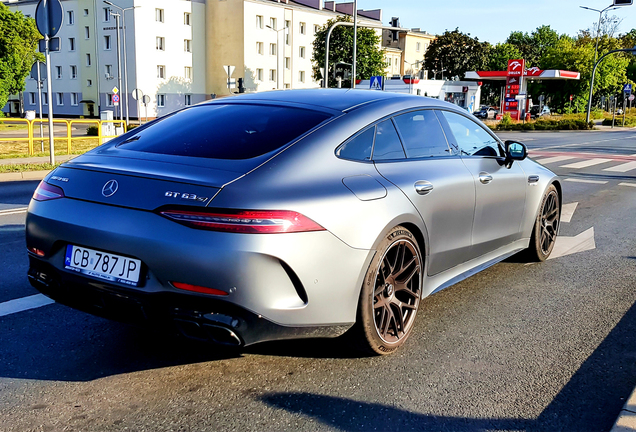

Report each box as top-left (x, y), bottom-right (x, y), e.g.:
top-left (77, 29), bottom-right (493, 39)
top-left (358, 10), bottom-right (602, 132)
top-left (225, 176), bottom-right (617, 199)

top-left (311, 15), bottom-right (386, 88)
top-left (506, 25), bottom-right (560, 67)
top-left (422, 29), bottom-right (490, 79)
top-left (0, 3), bottom-right (42, 111)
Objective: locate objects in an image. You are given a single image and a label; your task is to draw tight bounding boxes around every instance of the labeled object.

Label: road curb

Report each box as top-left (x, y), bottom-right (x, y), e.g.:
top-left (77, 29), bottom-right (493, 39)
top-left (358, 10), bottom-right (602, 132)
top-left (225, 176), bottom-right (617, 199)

top-left (0, 170), bottom-right (49, 182)
top-left (611, 388), bottom-right (636, 431)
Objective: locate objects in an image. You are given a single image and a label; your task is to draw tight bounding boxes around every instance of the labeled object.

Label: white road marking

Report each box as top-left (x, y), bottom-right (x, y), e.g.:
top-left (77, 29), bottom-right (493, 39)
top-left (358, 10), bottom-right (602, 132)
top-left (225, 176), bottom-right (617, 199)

top-left (564, 178), bottom-right (608, 184)
top-left (0, 294), bottom-right (55, 318)
top-left (560, 202), bottom-right (578, 223)
top-left (533, 136), bottom-right (636, 152)
top-left (603, 161), bottom-right (636, 172)
top-left (560, 158), bottom-right (613, 169)
top-left (534, 156), bottom-right (577, 165)
top-left (0, 226), bottom-right (24, 233)
top-left (549, 227), bottom-right (595, 260)
top-left (0, 207), bottom-right (28, 217)
top-left (618, 182), bottom-right (636, 188)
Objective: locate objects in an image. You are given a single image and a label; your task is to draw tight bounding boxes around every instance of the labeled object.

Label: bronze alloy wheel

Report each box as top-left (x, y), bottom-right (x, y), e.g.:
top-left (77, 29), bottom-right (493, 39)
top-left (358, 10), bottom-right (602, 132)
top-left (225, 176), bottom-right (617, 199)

top-left (540, 189), bottom-right (559, 256)
top-left (372, 237), bottom-right (421, 344)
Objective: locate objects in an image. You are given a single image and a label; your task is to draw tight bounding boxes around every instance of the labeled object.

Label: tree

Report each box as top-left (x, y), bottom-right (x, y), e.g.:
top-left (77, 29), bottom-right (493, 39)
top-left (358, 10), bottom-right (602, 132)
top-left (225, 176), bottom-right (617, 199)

top-left (0, 3), bottom-right (42, 111)
top-left (487, 43), bottom-right (523, 71)
top-left (506, 25), bottom-right (560, 67)
top-left (311, 16), bottom-right (386, 88)
top-left (422, 29), bottom-right (490, 79)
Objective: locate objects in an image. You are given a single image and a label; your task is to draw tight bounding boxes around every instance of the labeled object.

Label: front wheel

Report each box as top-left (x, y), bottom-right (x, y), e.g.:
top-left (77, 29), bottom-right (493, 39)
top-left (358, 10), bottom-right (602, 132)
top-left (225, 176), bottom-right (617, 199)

top-left (526, 184), bottom-right (560, 262)
top-left (348, 226), bottom-right (423, 355)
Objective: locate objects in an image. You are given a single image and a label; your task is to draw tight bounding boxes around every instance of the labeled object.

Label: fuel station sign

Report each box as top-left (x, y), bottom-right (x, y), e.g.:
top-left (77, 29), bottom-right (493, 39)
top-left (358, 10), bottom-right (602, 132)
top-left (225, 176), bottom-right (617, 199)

top-left (504, 59), bottom-right (525, 120)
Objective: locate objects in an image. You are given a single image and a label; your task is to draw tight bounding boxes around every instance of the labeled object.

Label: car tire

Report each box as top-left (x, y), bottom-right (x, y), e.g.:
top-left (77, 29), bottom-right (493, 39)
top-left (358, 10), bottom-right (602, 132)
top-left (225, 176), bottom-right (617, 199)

top-left (348, 226), bottom-right (423, 355)
top-left (526, 184), bottom-right (560, 262)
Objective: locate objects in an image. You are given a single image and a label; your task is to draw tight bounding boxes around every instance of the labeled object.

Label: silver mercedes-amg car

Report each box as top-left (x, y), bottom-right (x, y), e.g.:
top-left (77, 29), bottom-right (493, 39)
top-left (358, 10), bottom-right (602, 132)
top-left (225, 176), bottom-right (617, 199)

top-left (26, 89), bottom-right (561, 355)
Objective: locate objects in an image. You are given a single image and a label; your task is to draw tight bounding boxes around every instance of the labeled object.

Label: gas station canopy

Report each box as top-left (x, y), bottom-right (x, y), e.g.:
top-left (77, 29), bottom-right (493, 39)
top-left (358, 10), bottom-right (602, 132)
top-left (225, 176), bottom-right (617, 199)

top-left (465, 68), bottom-right (580, 81)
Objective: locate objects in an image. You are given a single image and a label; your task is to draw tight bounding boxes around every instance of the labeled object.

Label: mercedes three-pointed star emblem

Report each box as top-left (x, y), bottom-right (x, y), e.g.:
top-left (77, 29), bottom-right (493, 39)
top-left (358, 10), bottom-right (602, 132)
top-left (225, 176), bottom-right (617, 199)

top-left (102, 180), bottom-right (119, 197)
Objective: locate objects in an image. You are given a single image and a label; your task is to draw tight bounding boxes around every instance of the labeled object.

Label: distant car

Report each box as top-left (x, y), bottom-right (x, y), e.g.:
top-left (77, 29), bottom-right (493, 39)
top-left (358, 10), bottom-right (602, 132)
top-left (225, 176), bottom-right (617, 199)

top-left (530, 106), bottom-right (551, 119)
top-left (26, 89), bottom-right (561, 355)
top-left (475, 106), bottom-right (498, 119)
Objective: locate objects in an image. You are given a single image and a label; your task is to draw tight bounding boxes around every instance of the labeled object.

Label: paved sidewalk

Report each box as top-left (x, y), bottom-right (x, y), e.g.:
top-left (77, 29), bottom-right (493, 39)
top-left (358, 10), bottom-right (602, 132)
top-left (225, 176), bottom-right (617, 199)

top-left (612, 389), bottom-right (636, 431)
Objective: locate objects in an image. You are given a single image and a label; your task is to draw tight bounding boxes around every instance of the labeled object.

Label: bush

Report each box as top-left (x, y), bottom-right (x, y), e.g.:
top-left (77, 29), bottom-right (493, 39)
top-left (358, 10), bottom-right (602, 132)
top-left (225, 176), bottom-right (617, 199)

top-left (496, 117), bottom-right (593, 131)
top-left (127, 124), bottom-right (138, 131)
top-left (602, 116), bottom-right (636, 127)
top-left (86, 125), bottom-right (98, 136)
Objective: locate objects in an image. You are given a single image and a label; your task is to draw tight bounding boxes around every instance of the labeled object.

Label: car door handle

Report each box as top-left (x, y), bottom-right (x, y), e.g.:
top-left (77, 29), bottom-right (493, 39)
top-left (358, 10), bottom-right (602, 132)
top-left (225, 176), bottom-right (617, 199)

top-left (479, 172), bottom-right (493, 184)
top-left (414, 181), bottom-right (434, 195)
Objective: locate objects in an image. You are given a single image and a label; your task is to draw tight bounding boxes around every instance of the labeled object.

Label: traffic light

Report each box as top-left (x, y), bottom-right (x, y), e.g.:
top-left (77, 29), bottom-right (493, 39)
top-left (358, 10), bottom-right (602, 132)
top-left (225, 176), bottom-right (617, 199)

top-left (613, 0), bottom-right (633, 5)
top-left (390, 17), bottom-right (400, 42)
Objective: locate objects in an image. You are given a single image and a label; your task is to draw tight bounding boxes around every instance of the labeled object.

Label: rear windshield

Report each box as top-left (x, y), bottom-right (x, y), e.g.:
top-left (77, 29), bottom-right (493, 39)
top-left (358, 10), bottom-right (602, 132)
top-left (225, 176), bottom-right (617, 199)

top-left (118, 104), bottom-right (332, 160)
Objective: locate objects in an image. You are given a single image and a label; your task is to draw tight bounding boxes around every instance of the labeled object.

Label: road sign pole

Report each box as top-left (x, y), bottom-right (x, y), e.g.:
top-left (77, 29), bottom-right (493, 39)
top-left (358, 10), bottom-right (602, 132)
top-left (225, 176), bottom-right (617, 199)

top-left (36, 61), bottom-right (44, 152)
top-left (45, 37), bottom-right (55, 164)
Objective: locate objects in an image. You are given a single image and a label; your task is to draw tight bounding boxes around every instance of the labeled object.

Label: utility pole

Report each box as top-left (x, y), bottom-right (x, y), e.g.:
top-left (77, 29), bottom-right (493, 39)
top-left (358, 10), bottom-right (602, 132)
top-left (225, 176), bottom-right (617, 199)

top-left (352, 0), bottom-right (357, 88)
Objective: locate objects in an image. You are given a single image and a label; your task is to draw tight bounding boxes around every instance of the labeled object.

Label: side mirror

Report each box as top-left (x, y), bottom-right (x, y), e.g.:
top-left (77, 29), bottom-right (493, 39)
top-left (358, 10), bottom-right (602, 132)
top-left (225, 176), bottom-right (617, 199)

top-left (505, 140), bottom-right (528, 162)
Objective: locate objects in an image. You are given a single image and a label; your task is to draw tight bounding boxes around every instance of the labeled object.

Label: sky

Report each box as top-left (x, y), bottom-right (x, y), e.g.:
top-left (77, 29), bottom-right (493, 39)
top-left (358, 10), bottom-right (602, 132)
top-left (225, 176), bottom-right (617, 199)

top-left (354, 0), bottom-right (636, 43)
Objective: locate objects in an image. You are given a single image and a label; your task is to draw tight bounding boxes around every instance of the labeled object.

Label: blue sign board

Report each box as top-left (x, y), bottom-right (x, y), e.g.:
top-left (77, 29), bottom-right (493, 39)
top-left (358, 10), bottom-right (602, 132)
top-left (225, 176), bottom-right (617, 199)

top-left (369, 76), bottom-right (383, 91)
top-left (624, 83), bottom-right (632, 94)
top-left (35, 0), bottom-right (64, 38)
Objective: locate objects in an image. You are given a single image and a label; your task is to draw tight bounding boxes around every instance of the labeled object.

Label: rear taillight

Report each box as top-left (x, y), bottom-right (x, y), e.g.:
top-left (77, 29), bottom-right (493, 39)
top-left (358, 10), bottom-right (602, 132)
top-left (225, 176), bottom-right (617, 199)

top-left (33, 181), bottom-right (65, 201)
top-left (171, 282), bottom-right (228, 296)
top-left (160, 209), bottom-right (325, 234)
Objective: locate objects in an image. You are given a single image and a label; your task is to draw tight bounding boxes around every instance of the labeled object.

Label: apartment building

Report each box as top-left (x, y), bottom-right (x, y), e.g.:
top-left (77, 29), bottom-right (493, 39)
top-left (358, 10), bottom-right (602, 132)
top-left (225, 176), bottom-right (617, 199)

top-left (382, 27), bottom-right (436, 79)
top-left (2, 0), bottom-right (382, 119)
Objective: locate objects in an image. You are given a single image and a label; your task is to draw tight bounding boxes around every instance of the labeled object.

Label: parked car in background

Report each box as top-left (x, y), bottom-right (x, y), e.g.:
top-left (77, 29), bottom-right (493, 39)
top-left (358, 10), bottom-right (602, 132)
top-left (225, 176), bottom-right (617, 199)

top-left (530, 105), bottom-right (551, 119)
top-left (475, 106), bottom-right (499, 119)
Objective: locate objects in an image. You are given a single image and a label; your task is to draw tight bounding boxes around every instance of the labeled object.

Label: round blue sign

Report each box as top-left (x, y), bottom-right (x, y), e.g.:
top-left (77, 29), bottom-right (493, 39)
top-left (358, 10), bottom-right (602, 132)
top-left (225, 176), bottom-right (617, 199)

top-left (35, 0), bottom-right (64, 38)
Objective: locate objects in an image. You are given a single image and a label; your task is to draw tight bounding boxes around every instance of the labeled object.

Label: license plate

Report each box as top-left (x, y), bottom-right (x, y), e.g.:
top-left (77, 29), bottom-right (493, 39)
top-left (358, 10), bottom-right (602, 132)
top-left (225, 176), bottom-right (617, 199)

top-left (64, 245), bottom-right (142, 286)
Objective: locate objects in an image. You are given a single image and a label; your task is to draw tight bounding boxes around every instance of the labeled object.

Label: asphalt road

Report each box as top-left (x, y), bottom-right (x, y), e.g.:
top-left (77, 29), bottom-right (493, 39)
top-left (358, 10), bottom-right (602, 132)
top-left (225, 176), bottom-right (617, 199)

top-left (1, 129), bottom-right (636, 432)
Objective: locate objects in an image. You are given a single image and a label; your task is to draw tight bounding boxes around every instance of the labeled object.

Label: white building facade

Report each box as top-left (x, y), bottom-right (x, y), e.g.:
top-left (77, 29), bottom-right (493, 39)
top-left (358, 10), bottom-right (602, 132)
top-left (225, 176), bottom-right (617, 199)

top-left (2, 0), bottom-right (382, 119)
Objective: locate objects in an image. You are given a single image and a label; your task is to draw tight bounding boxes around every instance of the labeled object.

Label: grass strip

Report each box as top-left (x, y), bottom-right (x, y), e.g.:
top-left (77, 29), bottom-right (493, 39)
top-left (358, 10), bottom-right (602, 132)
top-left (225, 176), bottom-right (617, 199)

top-left (0, 162), bottom-right (61, 173)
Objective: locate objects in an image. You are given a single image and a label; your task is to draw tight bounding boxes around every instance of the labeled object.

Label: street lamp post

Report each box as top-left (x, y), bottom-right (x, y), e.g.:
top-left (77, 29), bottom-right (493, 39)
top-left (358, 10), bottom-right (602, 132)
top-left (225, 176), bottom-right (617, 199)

top-left (104, 1), bottom-right (139, 126)
top-left (580, 5), bottom-right (619, 66)
top-left (266, 25), bottom-right (287, 90)
top-left (109, 11), bottom-right (123, 123)
top-left (586, 46), bottom-right (636, 123)
top-left (352, 0), bottom-right (357, 88)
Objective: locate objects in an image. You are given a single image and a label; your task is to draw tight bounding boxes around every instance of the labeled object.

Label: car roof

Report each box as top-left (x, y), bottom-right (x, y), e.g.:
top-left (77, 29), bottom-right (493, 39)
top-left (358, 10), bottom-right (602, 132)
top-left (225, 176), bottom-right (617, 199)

top-left (207, 89), bottom-right (439, 112)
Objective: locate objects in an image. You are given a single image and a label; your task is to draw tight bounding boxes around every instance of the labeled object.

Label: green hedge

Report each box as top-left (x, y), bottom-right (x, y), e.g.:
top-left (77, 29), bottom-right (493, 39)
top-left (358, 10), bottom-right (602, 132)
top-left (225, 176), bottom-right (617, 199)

top-left (602, 116), bottom-right (636, 127)
top-left (495, 118), bottom-right (593, 131)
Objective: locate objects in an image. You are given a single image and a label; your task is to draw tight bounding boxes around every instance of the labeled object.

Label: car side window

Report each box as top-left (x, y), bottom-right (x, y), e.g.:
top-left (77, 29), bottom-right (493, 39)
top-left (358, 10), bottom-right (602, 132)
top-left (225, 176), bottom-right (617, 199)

top-left (393, 110), bottom-right (454, 158)
top-left (372, 119), bottom-right (406, 161)
top-left (440, 111), bottom-right (503, 157)
top-left (336, 126), bottom-right (374, 161)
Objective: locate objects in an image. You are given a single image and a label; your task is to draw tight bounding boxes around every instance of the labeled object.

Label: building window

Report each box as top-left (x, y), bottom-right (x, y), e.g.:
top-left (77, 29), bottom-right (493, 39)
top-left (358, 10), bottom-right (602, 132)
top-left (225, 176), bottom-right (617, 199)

top-left (104, 7), bottom-right (111, 22)
top-left (395, 58), bottom-right (398, 66)
top-left (185, 94), bottom-right (192, 106)
top-left (269, 17), bottom-right (277, 30)
top-left (157, 94), bottom-right (166, 107)
top-left (314, 24), bottom-right (319, 34)
top-left (416, 42), bottom-right (421, 52)
top-left (284, 83), bottom-right (290, 89)
top-left (155, 8), bottom-right (164, 23)
top-left (87, 79), bottom-right (92, 87)
top-left (56, 66), bottom-right (62, 79)
top-left (269, 43), bottom-right (276, 55)
top-left (107, 94), bottom-right (113, 106)
top-left (67, 10), bottom-right (74, 25)
top-left (285, 57), bottom-right (290, 70)
top-left (86, 53), bottom-right (91, 66)
top-left (105, 64), bottom-right (112, 78)
top-left (184, 39), bottom-right (191, 53)
top-left (299, 46), bottom-right (305, 58)
top-left (85, 26), bottom-right (90, 39)
top-left (104, 35), bottom-right (112, 50)
top-left (269, 69), bottom-right (276, 81)
top-left (156, 37), bottom-right (164, 51)
top-left (299, 71), bottom-right (305, 83)
top-left (184, 66), bottom-right (192, 80)
top-left (256, 42), bottom-right (263, 55)
top-left (285, 20), bottom-right (291, 45)
top-left (43, 93), bottom-right (48, 105)
top-left (70, 65), bottom-right (77, 79)
top-left (29, 93), bottom-right (36, 105)
top-left (71, 93), bottom-right (79, 106)
top-left (83, 9), bottom-right (89, 16)
top-left (184, 12), bottom-right (191, 25)
top-left (257, 68), bottom-right (263, 81)
top-left (56, 93), bottom-right (64, 106)
top-left (157, 65), bottom-right (165, 79)
top-left (256, 15), bottom-right (263, 29)
top-left (68, 38), bottom-right (75, 51)
top-left (300, 22), bottom-right (306, 35)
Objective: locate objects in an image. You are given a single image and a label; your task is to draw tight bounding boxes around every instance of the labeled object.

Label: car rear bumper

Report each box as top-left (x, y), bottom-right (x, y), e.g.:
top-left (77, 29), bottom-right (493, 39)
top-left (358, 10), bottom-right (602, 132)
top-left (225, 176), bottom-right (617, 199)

top-left (27, 257), bottom-right (352, 346)
top-left (26, 198), bottom-right (374, 340)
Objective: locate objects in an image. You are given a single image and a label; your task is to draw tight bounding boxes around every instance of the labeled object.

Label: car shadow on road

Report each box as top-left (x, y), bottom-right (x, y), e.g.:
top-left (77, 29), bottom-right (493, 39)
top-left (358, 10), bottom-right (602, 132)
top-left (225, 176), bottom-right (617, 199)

top-left (262, 299), bottom-right (636, 431)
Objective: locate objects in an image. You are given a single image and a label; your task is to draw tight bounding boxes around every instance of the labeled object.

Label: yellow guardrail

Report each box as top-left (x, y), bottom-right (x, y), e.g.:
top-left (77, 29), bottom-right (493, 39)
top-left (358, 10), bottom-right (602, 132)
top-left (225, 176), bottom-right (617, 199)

top-left (0, 118), bottom-right (127, 156)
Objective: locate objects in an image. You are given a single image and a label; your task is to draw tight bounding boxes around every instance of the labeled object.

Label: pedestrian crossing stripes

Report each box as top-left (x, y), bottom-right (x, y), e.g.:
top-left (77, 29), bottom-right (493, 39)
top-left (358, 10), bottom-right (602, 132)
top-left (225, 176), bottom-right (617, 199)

top-left (534, 156), bottom-right (576, 165)
top-left (560, 158), bottom-right (613, 169)
top-left (530, 151), bottom-right (636, 173)
top-left (603, 161), bottom-right (636, 173)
